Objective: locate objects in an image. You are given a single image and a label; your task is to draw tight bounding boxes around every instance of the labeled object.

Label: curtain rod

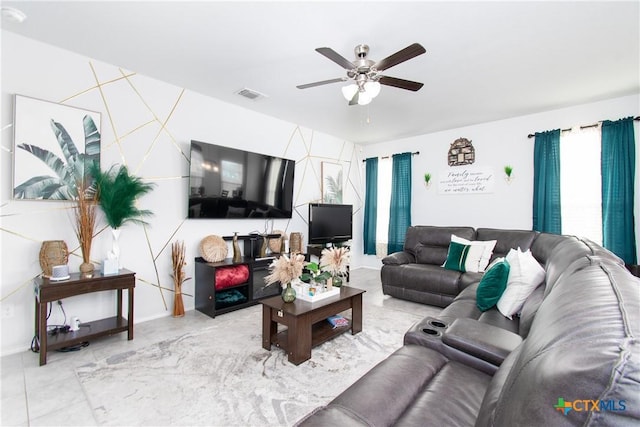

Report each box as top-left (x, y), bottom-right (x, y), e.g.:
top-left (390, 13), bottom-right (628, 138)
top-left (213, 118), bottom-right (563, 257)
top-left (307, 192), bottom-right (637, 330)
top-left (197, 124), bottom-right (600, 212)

top-left (527, 116), bottom-right (640, 139)
top-left (362, 151), bottom-right (420, 163)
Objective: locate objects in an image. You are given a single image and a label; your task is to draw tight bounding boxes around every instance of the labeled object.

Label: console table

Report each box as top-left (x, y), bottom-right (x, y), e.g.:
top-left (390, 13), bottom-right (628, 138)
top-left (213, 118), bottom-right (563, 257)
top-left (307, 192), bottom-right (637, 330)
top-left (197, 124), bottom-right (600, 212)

top-left (34, 269), bottom-right (135, 366)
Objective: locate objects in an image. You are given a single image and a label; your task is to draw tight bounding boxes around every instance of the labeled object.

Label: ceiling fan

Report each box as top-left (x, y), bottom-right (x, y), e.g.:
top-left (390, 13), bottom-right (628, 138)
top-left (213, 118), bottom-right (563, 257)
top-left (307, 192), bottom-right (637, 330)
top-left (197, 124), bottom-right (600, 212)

top-left (297, 43), bottom-right (426, 106)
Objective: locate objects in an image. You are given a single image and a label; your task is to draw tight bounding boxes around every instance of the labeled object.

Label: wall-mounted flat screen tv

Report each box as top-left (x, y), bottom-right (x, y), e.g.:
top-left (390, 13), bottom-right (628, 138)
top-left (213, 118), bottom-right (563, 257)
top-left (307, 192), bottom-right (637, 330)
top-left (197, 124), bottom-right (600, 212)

top-left (308, 203), bottom-right (353, 244)
top-left (188, 140), bottom-right (295, 219)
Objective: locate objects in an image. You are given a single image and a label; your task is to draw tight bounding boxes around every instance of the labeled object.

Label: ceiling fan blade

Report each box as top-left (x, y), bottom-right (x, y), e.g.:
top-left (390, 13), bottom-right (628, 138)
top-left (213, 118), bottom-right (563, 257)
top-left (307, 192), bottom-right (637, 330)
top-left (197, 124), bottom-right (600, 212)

top-left (374, 43), bottom-right (426, 71)
top-left (316, 47), bottom-right (355, 70)
top-left (379, 76), bottom-right (424, 91)
top-left (297, 77), bottom-right (346, 89)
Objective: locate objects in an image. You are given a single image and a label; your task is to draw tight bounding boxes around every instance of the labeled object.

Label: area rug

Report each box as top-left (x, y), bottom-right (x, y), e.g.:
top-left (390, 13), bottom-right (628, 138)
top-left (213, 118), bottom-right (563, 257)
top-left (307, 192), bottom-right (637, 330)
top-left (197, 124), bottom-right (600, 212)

top-left (76, 304), bottom-right (422, 426)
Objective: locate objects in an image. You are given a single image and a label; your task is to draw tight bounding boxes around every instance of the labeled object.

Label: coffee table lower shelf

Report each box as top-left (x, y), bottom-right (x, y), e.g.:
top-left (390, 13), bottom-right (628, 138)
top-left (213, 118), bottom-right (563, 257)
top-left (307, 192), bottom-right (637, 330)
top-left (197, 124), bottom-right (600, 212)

top-left (272, 319), bottom-right (352, 350)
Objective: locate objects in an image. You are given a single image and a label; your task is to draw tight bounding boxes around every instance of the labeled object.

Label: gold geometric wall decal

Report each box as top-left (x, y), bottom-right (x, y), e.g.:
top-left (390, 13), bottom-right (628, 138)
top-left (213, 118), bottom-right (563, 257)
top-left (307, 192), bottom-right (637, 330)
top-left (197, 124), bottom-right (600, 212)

top-left (0, 274), bottom-right (41, 303)
top-left (134, 88), bottom-right (185, 175)
top-left (1, 40), bottom-right (365, 354)
top-left (89, 61), bottom-right (126, 164)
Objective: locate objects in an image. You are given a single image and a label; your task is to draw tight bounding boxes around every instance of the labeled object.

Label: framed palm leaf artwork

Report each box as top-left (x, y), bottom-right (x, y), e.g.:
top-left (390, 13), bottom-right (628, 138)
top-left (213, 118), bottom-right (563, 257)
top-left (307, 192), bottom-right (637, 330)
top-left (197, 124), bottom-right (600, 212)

top-left (12, 95), bottom-right (101, 200)
top-left (321, 161), bottom-right (343, 203)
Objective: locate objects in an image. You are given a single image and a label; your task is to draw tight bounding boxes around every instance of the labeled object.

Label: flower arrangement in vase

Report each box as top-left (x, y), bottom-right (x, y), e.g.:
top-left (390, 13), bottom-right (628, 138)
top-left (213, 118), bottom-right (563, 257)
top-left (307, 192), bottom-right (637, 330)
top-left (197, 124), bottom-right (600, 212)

top-left (264, 253), bottom-right (306, 302)
top-left (90, 163), bottom-right (155, 268)
top-left (319, 246), bottom-right (351, 287)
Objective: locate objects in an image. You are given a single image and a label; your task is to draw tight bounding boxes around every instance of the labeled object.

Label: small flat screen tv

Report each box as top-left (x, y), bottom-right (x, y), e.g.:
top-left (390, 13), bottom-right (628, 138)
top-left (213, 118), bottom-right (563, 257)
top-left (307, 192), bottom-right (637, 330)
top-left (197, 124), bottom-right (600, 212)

top-left (308, 203), bottom-right (353, 244)
top-left (188, 140), bottom-right (295, 219)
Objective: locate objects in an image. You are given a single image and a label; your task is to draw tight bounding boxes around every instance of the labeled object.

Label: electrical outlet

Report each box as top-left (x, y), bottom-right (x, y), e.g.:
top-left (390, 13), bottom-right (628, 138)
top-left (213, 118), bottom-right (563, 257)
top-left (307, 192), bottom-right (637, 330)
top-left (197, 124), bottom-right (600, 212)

top-left (1, 303), bottom-right (15, 319)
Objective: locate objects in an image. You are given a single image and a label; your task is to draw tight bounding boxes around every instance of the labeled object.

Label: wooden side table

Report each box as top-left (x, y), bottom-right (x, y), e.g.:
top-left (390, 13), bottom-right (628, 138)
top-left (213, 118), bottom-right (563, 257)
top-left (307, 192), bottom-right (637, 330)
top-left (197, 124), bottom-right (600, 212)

top-left (34, 269), bottom-right (135, 365)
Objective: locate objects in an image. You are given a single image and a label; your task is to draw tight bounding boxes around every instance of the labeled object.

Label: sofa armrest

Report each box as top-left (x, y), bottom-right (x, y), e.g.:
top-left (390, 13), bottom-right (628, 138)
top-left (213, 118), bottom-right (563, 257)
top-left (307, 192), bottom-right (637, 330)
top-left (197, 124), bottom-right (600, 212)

top-left (442, 318), bottom-right (522, 366)
top-left (382, 251), bottom-right (416, 265)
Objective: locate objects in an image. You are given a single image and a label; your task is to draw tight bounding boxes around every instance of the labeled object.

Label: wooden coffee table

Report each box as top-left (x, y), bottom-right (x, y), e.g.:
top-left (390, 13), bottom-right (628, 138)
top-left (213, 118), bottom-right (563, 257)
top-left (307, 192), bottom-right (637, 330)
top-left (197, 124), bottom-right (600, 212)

top-left (261, 286), bottom-right (365, 365)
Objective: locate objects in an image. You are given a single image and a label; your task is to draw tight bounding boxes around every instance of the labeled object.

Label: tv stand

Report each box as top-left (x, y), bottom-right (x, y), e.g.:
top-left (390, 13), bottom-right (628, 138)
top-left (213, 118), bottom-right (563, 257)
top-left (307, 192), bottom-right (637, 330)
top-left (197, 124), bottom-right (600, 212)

top-left (194, 256), bottom-right (281, 318)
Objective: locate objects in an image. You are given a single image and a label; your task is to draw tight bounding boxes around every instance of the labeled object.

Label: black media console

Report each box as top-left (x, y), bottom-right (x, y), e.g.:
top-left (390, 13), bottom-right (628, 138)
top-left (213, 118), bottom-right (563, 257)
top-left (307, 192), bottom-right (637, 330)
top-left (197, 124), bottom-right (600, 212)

top-left (194, 256), bottom-right (280, 318)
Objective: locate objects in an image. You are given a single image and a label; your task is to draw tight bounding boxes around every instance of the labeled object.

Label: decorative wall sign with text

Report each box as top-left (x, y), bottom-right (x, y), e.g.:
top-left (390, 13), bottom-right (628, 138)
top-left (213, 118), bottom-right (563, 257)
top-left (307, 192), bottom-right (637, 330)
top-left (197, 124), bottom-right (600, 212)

top-left (438, 167), bottom-right (494, 194)
top-left (448, 137), bottom-right (475, 166)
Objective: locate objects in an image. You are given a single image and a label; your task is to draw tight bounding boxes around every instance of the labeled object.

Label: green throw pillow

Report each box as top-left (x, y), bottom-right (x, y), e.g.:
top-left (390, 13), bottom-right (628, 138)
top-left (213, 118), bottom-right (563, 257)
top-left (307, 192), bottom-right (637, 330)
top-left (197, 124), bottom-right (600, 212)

top-left (476, 258), bottom-right (510, 311)
top-left (444, 241), bottom-right (469, 272)
top-left (444, 241), bottom-right (484, 272)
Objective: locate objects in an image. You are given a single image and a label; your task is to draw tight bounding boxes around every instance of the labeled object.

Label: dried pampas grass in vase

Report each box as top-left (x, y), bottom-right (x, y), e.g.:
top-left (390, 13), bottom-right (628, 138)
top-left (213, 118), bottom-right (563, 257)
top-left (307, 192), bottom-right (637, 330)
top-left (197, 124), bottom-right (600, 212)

top-left (320, 246), bottom-right (351, 287)
top-left (73, 180), bottom-right (98, 275)
top-left (171, 240), bottom-right (190, 317)
top-left (264, 253), bottom-right (305, 302)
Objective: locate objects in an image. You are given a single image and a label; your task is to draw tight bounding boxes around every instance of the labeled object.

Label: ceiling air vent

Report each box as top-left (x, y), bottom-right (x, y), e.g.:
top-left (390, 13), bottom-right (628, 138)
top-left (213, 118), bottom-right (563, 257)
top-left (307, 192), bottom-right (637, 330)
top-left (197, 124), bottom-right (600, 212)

top-left (235, 88), bottom-right (268, 101)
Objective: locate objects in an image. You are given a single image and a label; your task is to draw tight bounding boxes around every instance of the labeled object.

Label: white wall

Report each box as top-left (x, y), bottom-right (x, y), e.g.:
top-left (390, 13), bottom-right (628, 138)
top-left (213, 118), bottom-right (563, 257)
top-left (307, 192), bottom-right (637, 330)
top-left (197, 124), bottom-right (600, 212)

top-left (359, 94), bottom-right (640, 268)
top-left (0, 31), bottom-right (364, 356)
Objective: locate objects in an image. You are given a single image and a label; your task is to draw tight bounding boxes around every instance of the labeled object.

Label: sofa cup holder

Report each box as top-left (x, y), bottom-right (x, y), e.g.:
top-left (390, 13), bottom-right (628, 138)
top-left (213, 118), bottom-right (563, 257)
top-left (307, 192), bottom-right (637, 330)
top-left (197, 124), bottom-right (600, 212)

top-left (428, 319), bottom-right (448, 329)
top-left (421, 328), bottom-right (442, 336)
top-left (420, 317), bottom-right (448, 338)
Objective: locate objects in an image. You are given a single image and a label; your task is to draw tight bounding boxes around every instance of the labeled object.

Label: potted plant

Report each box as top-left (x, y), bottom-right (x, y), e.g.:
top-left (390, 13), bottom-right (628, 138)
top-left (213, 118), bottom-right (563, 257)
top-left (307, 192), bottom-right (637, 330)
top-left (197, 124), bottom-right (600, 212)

top-left (300, 261), bottom-right (332, 286)
top-left (424, 173), bottom-right (432, 188)
top-left (504, 165), bottom-right (514, 183)
top-left (90, 163), bottom-right (155, 268)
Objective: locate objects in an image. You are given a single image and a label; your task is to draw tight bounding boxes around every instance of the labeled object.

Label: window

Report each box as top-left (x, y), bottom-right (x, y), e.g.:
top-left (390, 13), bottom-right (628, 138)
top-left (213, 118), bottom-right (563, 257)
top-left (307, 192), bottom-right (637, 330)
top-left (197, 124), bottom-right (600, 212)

top-left (559, 127), bottom-right (602, 244)
top-left (374, 158), bottom-right (392, 257)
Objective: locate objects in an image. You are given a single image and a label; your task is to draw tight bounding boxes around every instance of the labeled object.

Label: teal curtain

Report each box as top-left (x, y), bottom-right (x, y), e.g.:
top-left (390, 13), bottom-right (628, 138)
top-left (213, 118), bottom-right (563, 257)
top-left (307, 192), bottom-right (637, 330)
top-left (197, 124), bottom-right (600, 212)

top-left (533, 129), bottom-right (562, 234)
top-left (601, 117), bottom-right (637, 264)
top-left (363, 157), bottom-right (378, 255)
top-left (388, 152), bottom-right (412, 253)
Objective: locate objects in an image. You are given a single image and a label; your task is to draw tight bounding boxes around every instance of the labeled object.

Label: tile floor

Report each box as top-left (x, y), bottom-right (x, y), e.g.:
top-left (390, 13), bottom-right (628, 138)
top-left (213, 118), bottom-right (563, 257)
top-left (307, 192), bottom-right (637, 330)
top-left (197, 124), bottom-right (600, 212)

top-left (1, 268), bottom-right (439, 426)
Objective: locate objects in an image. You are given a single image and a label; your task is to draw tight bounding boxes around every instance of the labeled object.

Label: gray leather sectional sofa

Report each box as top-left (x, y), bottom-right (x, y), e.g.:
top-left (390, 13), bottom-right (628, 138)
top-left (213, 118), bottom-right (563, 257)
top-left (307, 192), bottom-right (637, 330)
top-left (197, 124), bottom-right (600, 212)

top-left (297, 226), bottom-right (640, 426)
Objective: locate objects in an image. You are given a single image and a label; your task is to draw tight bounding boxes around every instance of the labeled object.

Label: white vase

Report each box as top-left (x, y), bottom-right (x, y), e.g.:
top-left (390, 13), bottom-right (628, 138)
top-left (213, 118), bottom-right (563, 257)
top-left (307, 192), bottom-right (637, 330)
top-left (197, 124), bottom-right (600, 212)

top-left (109, 227), bottom-right (121, 267)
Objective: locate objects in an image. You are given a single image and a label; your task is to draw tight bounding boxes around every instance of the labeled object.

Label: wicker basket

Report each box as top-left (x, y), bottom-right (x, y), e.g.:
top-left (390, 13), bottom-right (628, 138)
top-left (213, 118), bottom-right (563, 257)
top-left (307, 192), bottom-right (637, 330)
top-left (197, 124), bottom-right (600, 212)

top-left (39, 240), bottom-right (69, 277)
top-left (289, 232), bottom-right (303, 254)
top-left (269, 230), bottom-right (286, 253)
top-left (200, 235), bottom-right (228, 262)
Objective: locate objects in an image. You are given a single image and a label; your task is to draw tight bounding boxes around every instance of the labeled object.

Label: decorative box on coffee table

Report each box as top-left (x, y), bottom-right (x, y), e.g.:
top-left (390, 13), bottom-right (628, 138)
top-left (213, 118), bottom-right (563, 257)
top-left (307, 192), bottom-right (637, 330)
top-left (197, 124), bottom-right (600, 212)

top-left (291, 281), bottom-right (340, 302)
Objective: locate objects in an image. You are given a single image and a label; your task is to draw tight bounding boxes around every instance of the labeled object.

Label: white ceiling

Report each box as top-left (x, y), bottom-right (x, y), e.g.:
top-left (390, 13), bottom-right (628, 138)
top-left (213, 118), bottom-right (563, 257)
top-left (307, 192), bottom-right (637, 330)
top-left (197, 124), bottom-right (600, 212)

top-left (2, 1), bottom-right (639, 144)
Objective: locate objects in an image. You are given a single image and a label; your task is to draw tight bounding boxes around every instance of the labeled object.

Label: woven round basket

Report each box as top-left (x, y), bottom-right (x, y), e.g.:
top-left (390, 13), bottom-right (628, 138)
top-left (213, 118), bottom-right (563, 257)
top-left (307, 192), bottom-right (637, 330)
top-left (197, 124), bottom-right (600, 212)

top-left (39, 240), bottom-right (69, 277)
top-left (269, 230), bottom-right (286, 253)
top-left (200, 235), bottom-right (228, 262)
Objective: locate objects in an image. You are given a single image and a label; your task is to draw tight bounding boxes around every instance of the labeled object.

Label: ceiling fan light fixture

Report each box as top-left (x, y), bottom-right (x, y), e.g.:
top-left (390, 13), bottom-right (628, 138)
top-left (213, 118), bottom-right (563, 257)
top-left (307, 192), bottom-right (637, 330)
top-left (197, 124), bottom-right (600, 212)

top-left (364, 81), bottom-right (381, 98)
top-left (299, 43), bottom-right (425, 106)
top-left (342, 84), bottom-right (359, 101)
top-left (357, 91), bottom-right (372, 106)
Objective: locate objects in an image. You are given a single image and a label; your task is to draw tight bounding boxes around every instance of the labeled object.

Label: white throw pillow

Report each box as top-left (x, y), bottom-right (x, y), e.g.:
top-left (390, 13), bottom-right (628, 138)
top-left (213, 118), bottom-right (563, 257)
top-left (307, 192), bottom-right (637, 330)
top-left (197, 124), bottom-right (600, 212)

top-left (451, 235), bottom-right (497, 272)
top-left (497, 248), bottom-right (546, 319)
